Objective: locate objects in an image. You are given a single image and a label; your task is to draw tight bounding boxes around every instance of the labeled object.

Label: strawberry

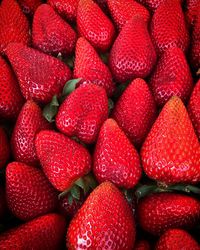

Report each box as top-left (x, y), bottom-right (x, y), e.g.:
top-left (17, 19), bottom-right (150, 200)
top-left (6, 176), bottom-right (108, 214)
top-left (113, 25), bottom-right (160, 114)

top-left (5, 43), bottom-right (71, 104)
top-left (0, 187), bottom-right (7, 220)
top-left (155, 229), bottom-right (200, 250)
top-left (0, 0), bottom-right (30, 54)
top-left (77, 0), bottom-right (115, 52)
top-left (94, 119), bottom-right (141, 188)
top-left (149, 47), bottom-right (193, 106)
top-left (134, 240), bottom-right (151, 250)
top-left (67, 181), bottom-right (136, 249)
top-left (0, 213), bottom-right (66, 249)
top-left (141, 96), bottom-right (200, 184)
top-left (18, 0), bottom-right (42, 15)
top-left (185, 0), bottom-right (200, 27)
top-left (188, 80), bottom-right (200, 140)
top-left (73, 37), bottom-right (115, 96)
top-left (0, 128), bottom-right (10, 169)
top-left (35, 130), bottom-right (91, 191)
top-left (112, 78), bottom-right (157, 148)
top-left (109, 16), bottom-right (157, 83)
top-left (32, 4), bottom-right (77, 56)
top-left (107, 0), bottom-right (150, 31)
top-left (56, 84), bottom-right (108, 144)
top-left (138, 192), bottom-right (200, 235)
top-left (11, 100), bottom-right (52, 167)
top-left (136, 0), bottom-right (164, 12)
top-left (150, 0), bottom-right (189, 55)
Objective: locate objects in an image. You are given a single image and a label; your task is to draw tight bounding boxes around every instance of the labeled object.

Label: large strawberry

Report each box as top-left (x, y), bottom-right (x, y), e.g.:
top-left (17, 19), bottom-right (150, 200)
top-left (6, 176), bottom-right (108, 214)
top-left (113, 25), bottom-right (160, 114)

top-left (136, 0), bottom-right (164, 12)
top-left (149, 47), bottom-right (193, 106)
top-left (32, 4), bottom-right (77, 56)
top-left (18, 0), bottom-right (42, 15)
top-left (35, 130), bottom-right (91, 191)
top-left (73, 37), bottom-right (115, 96)
top-left (77, 0), bottom-right (115, 52)
top-left (0, 0), bottom-right (30, 54)
top-left (112, 78), bottom-right (157, 148)
top-left (0, 213), bottom-right (66, 249)
top-left (109, 16), bottom-right (157, 83)
top-left (138, 192), bottom-right (200, 235)
top-left (0, 128), bottom-right (10, 169)
top-left (11, 100), bottom-right (51, 167)
top-left (67, 181), bottom-right (136, 249)
top-left (94, 119), bottom-right (141, 188)
top-left (5, 43), bottom-right (71, 104)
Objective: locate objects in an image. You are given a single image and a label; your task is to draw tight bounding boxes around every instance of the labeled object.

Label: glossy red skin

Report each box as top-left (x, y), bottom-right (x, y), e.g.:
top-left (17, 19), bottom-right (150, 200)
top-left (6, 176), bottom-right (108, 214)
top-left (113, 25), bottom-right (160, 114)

top-left (5, 43), bottom-right (71, 104)
top-left (94, 119), bottom-right (141, 188)
top-left (112, 78), bottom-right (157, 148)
top-left (77, 0), bottom-right (115, 52)
top-left (11, 100), bottom-right (51, 167)
top-left (56, 84), bottom-right (108, 144)
top-left (149, 47), bottom-right (193, 106)
top-left (151, 0), bottom-right (189, 55)
top-left (6, 162), bottom-right (57, 221)
top-left (185, 0), bottom-right (200, 26)
top-left (138, 193), bottom-right (200, 235)
top-left (136, 0), bottom-right (164, 12)
top-left (0, 0), bottom-right (30, 54)
top-left (35, 130), bottom-right (91, 191)
top-left (73, 37), bottom-right (115, 96)
top-left (0, 128), bottom-right (10, 169)
top-left (32, 4), bottom-right (77, 56)
top-left (141, 97), bottom-right (200, 184)
top-left (18, 0), bottom-right (42, 15)
top-left (134, 240), bottom-right (151, 250)
top-left (0, 214), bottom-right (66, 249)
top-left (109, 17), bottom-right (157, 83)
top-left (0, 187), bottom-right (7, 220)
top-left (107, 0), bottom-right (150, 31)
top-left (188, 80), bottom-right (200, 140)
top-left (67, 182), bottom-right (136, 249)
top-left (156, 229), bottom-right (200, 250)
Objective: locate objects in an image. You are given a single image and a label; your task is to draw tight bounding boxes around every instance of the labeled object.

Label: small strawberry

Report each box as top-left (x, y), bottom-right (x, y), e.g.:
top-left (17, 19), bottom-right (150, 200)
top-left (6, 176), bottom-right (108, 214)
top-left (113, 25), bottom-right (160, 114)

top-left (134, 240), bottom-right (151, 250)
top-left (141, 96), bottom-right (200, 184)
top-left (185, 0), bottom-right (200, 27)
top-left (77, 0), bottom-right (115, 52)
top-left (112, 78), bottom-right (157, 148)
top-left (67, 181), bottom-right (136, 249)
top-left (0, 187), bottom-right (7, 220)
top-left (0, 128), bottom-right (10, 169)
top-left (136, 0), bottom-right (164, 12)
top-left (18, 0), bottom-right (42, 15)
top-left (32, 4), bottom-right (77, 56)
top-left (5, 43), bottom-right (71, 104)
top-left (109, 16), bottom-right (157, 83)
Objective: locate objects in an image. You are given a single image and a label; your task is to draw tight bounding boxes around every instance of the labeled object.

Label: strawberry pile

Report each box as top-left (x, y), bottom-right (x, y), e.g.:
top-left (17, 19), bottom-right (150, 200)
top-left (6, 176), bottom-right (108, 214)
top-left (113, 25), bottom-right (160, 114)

top-left (0, 0), bottom-right (200, 249)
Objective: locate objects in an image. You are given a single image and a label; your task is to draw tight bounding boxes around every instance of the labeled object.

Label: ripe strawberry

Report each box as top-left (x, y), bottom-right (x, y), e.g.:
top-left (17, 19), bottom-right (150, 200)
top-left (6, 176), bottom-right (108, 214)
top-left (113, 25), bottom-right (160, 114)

top-left (0, 213), bottom-right (66, 249)
top-left (35, 130), bottom-right (91, 191)
top-left (109, 16), bottom-right (157, 83)
top-left (0, 128), bottom-right (10, 169)
top-left (0, 187), bottom-right (7, 220)
top-left (141, 96), bottom-right (200, 184)
top-left (138, 192), bottom-right (200, 235)
top-left (149, 47), bottom-right (193, 106)
top-left (5, 43), bottom-right (71, 104)
top-left (136, 0), bottom-right (164, 12)
top-left (112, 78), bottom-right (157, 148)
top-left (155, 229), bottom-right (200, 250)
top-left (0, 0), bottom-right (30, 54)
top-left (32, 4), bottom-right (77, 56)
top-left (151, 0), bottom-right (189, 55)
top-left (67, 181), bottom-right (136, 249)
top-left (94, 119), bottom-right (141, 188)
top-left (73, 37), bottom-right (115, 96)
top-left (185, 0), bottom-right (200, 27)
top-left (77, 0), bottom-right (115, 52)
top-left (11, 100), bottom-right (52, 167)
top-left (18, 0), bottom-right (42, 15)
top-left (134, 240), bottom-right (151, 250)
top-left (107, 0), bottom-right (150, 31)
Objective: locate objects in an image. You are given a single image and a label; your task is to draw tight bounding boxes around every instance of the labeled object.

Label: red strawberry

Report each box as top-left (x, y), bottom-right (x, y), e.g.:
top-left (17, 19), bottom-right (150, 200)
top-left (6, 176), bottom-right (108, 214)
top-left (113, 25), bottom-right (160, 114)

top-left (73, 37), bottom-right (115, 96)
top-left (11, 100), bottom-right (51, 167)
top-left (134, 240), bottom-right (151, 250)
top-left (150, 0), bottom-right (189, 55)
top-left (112, 78), bottom-right (157, 148)
top-left (109, 16), bottom-right (157, 83)
top-left (141, 96), bottom-right (200, 184)
top-left (77, 0), bottom-right (115, 52)
top-left (0, 213), bottom-right (66, 249)
top-left (138, 192), bottom-right (200, 235)
top-left (0, 128), bottom-right (10, 169)
top-left (94, 119), bottom-right (141, 188)
top-left (35, 130), bottom-right (91, 191)
top-left (107, 0), bottom-right (150, 31)
top-left (0, 187), bottom-right (7, 220)
top-left (5, 43), bottom-right (71, 104)
top-left (156, 229), bottom-right (200, 250)
top-left (149, 47), bottom-right (193, 106)
top-left (32, 4), bottom-right (77, 56)
top-left (0, 0), bottom-right (30, 54)
top-left (67, 181), bottom-right (136, 249)
top-left (188, 80), bottom-right (200, 140)
top-left (18, 0), bottom-right (42, 15)
top-left (136, 0), bottom-right (164, 12)
top-left (185, 0), bottom-right (200, 27)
